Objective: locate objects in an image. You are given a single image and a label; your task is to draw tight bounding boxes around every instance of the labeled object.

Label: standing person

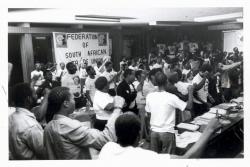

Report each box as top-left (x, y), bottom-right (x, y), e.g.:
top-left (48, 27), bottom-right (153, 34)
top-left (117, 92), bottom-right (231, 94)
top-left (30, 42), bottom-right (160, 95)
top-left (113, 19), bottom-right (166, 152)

top-left (61, 62), bottom-right (80, 95)
top-left (133, 70), bottom-right (148, 140)
top-left (218, 60), bottom-right (242, 101)
top-left (56, 62), bottom-right (67, 82)
top-left (128, 59), bottom-right (138, 71)
top-left (99, 112), bottom-right (221, 159)
top-left (152, 56), bottom-right (163, 69)
top-left (94, 61), bottom-right (103, 76)
top-left (145, 72), bottom-right (193, 154)
top-left (79, 62), bottom-right (88, 84)
top-left (85, 66), bottom-right (98, 106)
top-left (117, 69), bottom-right (138, 115)
top-left (93, 77), bottom-right (116, 131)
top-left (36, 71), bottom-right (56, 99)
top-left (142, 68), bottom-right (160, 97)
top-left (61, 62), bottom-right (84, 108)
top-left (31, 63), bottom-right (44, 90)
top-left (44, 86), bottom-right (125, 159)
top-left (9, 83), bottom-right (46, 160)
top-left (72, 75), bottom-right (86, 109)
top-left (192, 64), bottom-right (215, 118)
top-left (101, 61), bottom-right (119, 96)
top-left (46, 62), bottom-right (57, 81)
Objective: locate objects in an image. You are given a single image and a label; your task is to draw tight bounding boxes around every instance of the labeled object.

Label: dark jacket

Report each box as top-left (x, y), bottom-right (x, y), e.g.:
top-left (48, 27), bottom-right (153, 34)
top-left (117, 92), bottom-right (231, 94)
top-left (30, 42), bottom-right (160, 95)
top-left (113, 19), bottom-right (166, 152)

top-left (117, 80), bottom-right (138, 114)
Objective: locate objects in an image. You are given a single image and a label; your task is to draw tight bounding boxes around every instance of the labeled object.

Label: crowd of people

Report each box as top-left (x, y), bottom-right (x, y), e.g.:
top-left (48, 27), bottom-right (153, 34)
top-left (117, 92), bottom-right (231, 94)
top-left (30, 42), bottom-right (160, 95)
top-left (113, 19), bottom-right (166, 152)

top-left (8, 42), bottom-right (243, 160)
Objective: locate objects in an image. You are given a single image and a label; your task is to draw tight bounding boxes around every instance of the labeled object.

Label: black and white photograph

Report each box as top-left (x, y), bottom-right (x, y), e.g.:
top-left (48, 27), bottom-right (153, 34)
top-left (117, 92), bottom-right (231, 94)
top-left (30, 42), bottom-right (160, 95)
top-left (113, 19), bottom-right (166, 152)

top-left (55, 33), bottom-right (67, 48)
top-left (1, 0), bottom-right (249, 166)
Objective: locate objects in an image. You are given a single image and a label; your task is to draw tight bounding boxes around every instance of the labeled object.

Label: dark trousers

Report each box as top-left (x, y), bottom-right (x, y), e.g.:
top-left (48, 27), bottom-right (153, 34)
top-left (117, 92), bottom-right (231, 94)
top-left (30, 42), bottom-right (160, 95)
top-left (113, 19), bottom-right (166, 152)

top-left (193, 102), bottom-right (208, 118)
top-left (150, 131), bottom-right (176, 154)
top-left (93, 119), bottom-right (107, 131)
top-left (222, 88), bottom-right (232, 102)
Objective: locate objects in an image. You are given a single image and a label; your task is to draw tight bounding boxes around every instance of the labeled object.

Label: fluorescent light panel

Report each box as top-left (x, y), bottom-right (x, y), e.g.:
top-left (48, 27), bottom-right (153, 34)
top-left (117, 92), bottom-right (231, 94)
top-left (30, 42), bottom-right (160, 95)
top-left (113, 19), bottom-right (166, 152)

top-left (75, 17), bottom-right (120, 22)
top-left (75, 14), bottom-right (135, 23)
top-left (194, 12), bottom-right (243, 22)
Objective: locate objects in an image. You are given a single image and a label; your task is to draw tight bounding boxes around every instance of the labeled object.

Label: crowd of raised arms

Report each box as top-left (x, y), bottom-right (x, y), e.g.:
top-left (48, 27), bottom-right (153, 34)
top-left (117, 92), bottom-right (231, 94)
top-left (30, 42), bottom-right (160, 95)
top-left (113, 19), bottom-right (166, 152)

top-left (8, 42), bottom-right (243, 160)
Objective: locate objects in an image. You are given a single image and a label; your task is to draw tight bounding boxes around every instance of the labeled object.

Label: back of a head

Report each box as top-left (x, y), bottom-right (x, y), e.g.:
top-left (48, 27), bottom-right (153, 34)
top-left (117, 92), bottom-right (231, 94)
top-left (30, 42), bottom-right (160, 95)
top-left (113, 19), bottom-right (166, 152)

top-left (13, 83), bottom-right (32, 108)
top-left (123, 69), bottom-right (133, 78)
top-left (86, 66), bottom-right (92, 73)
top-left (97, 61), bottom-right (102, 67)
top-left (66, 62), bottom-right (76, 74)
top-left (115, 112), bottom-right (141, 147)
top-left (174, 68), bottom-right (182, 81)
top-left (46, 87), bottom-right (71, 123)
top-left (200, 63), bottom-right (211, 73)
top-left (148, 68), bottom-right (162, 80)
top-left (95, 76), bottom-right (108, 91)
top-left (135, 70), bottom-right (143, 80)
top-left (105, 61), bottom-right (112, 68)
top-left (155, 72), bottom-right (167, 87)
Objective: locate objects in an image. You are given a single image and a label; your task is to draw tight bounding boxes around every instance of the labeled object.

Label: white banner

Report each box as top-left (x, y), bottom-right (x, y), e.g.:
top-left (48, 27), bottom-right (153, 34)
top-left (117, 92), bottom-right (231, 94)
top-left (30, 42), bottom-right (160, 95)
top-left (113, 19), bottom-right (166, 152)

top-left (53, 32), bottom-right (110, 68)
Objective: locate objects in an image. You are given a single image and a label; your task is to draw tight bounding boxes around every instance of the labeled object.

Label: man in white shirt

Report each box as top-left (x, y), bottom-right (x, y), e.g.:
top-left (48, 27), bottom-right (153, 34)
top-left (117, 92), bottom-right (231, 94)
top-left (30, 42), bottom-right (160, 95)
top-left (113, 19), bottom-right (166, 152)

top-left (101, 61), bottom-right (120, 96)
top-left (99, 112), bottom-right (221, 159)
top-left (85, 66), bottom-right (98, 106)
top-left (44, 86), bottom-right (125, 159)
top-left (94, 61), bottom-right (103, 76)
top-left (61, 62), bottom-right (80, 96)
top-left (152, 56), bottom-right (163, 69)
top-left (31, 63), bottom-right (44, 89)
top-left (145, 72), bottom-right (194, 154)
top-left (79, 62), bottom-right (88, 82)
top-left (9, 83), bottom-right (46, 160)
top-left (192, 64), bottom-right (214, 118)
top-left (56, 62), bottom-right (67, 81)
top-left (218, 61), bottom-right (242, 101)
top-left (93, 77), bottom-right (116, 131)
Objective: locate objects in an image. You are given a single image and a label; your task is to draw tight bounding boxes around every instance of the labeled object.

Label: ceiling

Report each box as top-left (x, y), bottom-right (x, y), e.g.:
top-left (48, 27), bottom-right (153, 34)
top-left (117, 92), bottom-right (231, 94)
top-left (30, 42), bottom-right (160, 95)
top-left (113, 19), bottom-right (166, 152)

top-left (8, 8), bottom-right (243, 27)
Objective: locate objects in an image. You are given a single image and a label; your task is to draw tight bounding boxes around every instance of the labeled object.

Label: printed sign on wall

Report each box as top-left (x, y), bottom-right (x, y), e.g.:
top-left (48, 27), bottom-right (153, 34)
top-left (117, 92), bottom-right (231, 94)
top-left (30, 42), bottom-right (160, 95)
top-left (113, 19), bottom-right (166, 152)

top-left (53, 32), bottom-right (110, 68)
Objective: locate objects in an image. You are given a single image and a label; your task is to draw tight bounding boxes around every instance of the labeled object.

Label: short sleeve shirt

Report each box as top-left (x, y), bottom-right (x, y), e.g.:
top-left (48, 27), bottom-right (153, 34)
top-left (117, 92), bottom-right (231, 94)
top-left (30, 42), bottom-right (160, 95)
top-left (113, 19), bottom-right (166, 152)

top-left (93, 90), bottom-right (114, 120)
top-left (85, 76), bottom-right (97, 102)
top-left (145, 91), bottom-right (186, 133)
top-left (192, 73), bottom-right (209, 104)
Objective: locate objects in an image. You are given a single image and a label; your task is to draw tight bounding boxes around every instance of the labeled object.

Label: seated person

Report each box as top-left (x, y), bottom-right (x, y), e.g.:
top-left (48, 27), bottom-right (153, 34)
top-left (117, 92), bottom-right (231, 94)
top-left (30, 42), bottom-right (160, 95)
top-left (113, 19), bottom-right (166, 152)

top-left (99, 112), bottom-right (221, 159)
top-left (44, 86), bottom-right (125, 159)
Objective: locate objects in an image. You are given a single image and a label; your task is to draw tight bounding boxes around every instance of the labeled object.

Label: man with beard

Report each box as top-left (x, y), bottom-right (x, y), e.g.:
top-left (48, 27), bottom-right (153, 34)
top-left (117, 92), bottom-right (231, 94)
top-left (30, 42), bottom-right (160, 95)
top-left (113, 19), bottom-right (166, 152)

top-left (9, 83), bottom-right (46, 160)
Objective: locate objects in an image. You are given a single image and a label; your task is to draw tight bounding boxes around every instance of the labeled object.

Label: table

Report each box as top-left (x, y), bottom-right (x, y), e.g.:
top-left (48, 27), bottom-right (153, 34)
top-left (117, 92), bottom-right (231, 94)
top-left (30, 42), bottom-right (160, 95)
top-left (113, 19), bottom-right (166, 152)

top-left (175, 100), bottom-right (244, 158)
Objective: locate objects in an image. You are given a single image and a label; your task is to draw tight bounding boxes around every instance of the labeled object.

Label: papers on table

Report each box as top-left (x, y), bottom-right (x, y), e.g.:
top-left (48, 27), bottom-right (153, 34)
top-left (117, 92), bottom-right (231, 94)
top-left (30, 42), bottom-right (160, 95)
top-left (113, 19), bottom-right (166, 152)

top-left (176, 131), bottom-right (202, 148)
top-left (230, 97), bottom-right (243, 104)
top-left (216, 103), bottom-right (237, 110)
top-left (191, 118), bottom-right (210, 125)
top-left (177, 123), bottom-right (199, 131)
top-left (208, 108), bottom-right (227, 115)
top-left (199, 112), bottom-right (216, 120)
